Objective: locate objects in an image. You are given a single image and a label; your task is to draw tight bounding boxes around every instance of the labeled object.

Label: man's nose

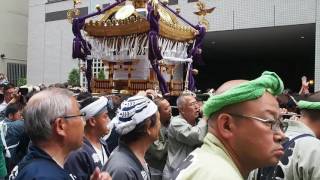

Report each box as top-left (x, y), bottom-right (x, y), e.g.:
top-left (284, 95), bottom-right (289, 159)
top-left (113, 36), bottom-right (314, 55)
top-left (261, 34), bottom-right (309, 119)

top-left (274, 130), bottom-right (286, 143)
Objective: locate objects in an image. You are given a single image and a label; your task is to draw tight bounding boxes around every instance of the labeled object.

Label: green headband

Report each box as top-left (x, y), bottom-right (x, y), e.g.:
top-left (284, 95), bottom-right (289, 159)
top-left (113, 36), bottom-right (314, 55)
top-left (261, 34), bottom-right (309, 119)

top-left (297, 100), bottom-right (320, 110)
top-left (203, 71), bottom-right (284, 117)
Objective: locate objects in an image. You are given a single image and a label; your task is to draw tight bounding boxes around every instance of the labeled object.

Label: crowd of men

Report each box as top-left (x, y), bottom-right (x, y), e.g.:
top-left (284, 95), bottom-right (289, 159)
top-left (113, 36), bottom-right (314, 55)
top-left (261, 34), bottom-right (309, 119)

top-left (0, 71), bottom-right (320, 180)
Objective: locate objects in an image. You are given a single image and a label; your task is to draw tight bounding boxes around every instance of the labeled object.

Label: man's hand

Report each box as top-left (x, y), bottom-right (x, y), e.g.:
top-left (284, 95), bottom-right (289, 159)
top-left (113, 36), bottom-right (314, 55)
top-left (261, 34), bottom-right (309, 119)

top-left (90, 167), bottom-right (112, 180)
top-left (8, 92), bottom-right (21, 105)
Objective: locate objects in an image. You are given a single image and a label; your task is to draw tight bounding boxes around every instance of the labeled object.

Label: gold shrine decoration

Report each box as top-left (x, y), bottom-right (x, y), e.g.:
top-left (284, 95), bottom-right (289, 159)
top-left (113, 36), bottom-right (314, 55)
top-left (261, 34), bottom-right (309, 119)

top-left (84, 17), bottom-right (149, 37)
top-left (193, 0), bottom-right (215, 30)
top-left (159, 21), bottom-right (195, 42)
top-left (84, 0), bottom-right (197, 41)
top-left (85, 18), bottom-right (196, 42)
top-left (67, 0), bottom-right (81, 23)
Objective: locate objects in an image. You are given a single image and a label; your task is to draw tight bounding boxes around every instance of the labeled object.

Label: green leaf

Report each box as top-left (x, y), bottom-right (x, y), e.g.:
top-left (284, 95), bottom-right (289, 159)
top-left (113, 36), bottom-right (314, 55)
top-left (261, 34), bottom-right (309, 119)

top-left (17, 78), bottom-right (27, 87)
top-left (68, 68), bottom-right (80, 87)
top-left (97, 69), bottom-right (106, 80)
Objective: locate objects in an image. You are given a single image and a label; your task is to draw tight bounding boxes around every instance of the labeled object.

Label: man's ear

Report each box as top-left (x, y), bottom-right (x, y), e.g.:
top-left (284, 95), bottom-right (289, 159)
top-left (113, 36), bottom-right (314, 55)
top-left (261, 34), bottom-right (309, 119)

top-left (179, 106), bottom-right (184, 115)
top-left (216, 113), bottom-right (236, 139)
top-left (87, 117), bottom-right (96, 127)
top-left (8, 113), bottom-right (13, 120)
top-left (145, 120), bottom-right (153, 136)
top-left (53, 118), bottom-right (67, 136)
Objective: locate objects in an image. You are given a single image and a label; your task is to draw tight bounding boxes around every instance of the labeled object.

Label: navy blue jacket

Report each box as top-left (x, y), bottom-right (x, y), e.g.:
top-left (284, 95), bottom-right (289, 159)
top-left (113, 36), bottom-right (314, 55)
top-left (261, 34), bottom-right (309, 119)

top-left (103, 142), bottom-right (151, 180)
top-left (9, 145), bottom-right (76, 180)
top-left (64, 138), bottom-right (110, 180)
top-left (105, 127), bottom-right (119, 152)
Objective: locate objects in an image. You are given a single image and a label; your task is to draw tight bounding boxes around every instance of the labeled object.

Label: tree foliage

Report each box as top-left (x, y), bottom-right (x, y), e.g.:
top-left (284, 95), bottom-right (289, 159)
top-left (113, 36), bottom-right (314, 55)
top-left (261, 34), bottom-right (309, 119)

top-left (17, 78), bottom-right (27, 87)
top-left (68, 68), bottom-right (80, 87)
top-left (97, 69), bottom-right (106, 80)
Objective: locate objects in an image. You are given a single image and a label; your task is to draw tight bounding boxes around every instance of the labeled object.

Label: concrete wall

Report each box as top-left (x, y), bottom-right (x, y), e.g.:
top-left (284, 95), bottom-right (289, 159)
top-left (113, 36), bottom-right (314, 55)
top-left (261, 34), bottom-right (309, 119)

top-left (180, 0), bottom-right (316, 31)
top-left (28, 0), bottom-right (75, 85)
top-left (27, 0), bottom-right (319, 87)
top-left (0, 0), bottom-right (28, 75)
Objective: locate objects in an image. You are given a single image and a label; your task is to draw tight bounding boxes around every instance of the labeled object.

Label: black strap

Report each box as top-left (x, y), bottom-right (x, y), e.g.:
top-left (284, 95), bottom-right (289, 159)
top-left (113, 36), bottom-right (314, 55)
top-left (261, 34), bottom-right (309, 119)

top-left (282, 133), bottom-right (314, 150)
top-left (257, 133), bottom-right (314, 180)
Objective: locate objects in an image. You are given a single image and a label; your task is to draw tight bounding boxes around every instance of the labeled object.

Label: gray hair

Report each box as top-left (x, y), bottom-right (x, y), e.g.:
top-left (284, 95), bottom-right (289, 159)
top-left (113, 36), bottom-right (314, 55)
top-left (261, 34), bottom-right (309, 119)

top-left (176, 94), bottom-right (191, 111)
top-left (24, 88), bottom-right (74, 143)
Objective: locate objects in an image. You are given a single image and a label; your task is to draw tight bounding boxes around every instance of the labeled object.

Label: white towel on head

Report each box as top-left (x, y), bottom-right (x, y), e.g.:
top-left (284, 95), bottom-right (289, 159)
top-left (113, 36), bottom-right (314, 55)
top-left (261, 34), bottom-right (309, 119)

top-left (113, 96), bottom-right (158, 135)
top-left (80, 96), bottom-right (109, 120)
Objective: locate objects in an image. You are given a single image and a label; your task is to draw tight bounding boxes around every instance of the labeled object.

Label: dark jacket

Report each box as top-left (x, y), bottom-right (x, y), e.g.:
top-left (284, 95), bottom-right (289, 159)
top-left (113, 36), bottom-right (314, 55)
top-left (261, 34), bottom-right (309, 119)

top-left (9, 145), bottom-right (75, 180)
top-left (105, 127), bottom-right (119, 152)
top-left (2, 119), bottom-right (29, 172)
top-left (0, 144), bottom-right (7, 178)
top-left (64, 137), bottom-right (110, 180)
top-left (103, 142), bottom-right (151, 180)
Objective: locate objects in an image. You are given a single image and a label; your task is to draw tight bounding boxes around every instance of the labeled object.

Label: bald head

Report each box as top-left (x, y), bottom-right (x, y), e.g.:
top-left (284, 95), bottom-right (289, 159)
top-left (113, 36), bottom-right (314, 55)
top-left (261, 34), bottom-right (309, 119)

top-left (215, 80), bottom-right (248, 95)
top-left (210, 79), bottom-right (279, 119)
top-left (209, 80), bottom-right (250, 117)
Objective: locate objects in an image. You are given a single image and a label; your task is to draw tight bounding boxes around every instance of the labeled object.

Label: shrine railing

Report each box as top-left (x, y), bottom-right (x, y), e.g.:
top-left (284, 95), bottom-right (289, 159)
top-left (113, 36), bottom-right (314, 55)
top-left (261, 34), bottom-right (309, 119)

top-left (91, 79), bottom-right (184, 96)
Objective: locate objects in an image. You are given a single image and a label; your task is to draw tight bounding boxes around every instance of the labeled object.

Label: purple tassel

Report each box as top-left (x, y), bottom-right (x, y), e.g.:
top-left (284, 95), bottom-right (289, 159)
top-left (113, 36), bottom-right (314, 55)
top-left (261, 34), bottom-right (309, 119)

top-left (187, 25), bottom-right (206, 90)
top-left (147, 2), bottom-right (169, 95)
top-left (72, 18), bottom-right (92, 60)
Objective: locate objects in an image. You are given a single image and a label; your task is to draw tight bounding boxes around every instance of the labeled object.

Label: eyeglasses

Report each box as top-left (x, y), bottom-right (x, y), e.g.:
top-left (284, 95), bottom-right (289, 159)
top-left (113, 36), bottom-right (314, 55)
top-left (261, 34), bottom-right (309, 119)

top-left (51, 112), bottom-right (86, 124)
top-left (228, 113), bottom-right (288, 133)
top-left (63, 112), bottom-right (86, 122)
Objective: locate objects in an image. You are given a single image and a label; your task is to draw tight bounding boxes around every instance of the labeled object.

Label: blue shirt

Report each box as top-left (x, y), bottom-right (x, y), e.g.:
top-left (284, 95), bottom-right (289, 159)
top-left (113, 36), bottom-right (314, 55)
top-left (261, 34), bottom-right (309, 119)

top-left (64, 137), bottom-right (110, 180)
top-left (9, 145), bottom-right (76, 180)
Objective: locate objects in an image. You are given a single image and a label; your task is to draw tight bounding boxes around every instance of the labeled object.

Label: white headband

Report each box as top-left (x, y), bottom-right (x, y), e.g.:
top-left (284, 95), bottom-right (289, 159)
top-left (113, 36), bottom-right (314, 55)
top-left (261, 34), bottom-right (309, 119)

top-left (113, 95), bottom-right (158, 135)
top-left (80, 96), bottom-right (108, 120)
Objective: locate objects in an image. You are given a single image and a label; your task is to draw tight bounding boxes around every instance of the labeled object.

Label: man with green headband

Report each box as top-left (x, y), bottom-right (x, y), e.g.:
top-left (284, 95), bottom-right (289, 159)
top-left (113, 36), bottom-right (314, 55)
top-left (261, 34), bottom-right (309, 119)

top-left (250, 92), bottom-right (320, 180)
top-left (173, 71), bottom-right (287, 180)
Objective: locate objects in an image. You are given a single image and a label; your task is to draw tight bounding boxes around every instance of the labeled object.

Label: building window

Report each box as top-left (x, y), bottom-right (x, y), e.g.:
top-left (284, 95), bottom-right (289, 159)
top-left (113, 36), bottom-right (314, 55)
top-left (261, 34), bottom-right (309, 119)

top-left (188, 0), bottom-right (198, 2)
top-left (168, 0), bottom-right (178, 5)
top-left (45, 7), bottom-right (88, 22)
top-left (7, 63), bottom-right (27, 86)
top-left (47, 0), bottom-right (67, 4)
top-left (80, 59), bottom-right (105, 88)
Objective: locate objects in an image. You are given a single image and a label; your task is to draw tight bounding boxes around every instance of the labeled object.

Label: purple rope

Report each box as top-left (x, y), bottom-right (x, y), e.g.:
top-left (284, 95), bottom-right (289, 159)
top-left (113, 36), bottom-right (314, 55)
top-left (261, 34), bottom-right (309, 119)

top-left (158, 1), bottom-right (197, 29)
top-left (190, 25), bottom-right (206, 58)
top-left (72, 0), bottom-right (125, 60)
top-left (72, 0), bottom-right (126, 92)
top-left (157, 3), bottom-right (206, 91)
top-left (187, 25), bottom-right (206, 90)
top-left (147, 2), bottom-right (169, 94)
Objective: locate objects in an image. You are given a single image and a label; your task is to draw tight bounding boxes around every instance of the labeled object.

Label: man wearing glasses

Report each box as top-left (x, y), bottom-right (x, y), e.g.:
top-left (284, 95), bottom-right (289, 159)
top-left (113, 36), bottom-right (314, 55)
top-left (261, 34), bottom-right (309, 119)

top-left (173, 71), bottom-right (287, 180)
top-left (250, 92), bottom-right (320, 180)
top-left (9, 88), bottom-right (110, 180)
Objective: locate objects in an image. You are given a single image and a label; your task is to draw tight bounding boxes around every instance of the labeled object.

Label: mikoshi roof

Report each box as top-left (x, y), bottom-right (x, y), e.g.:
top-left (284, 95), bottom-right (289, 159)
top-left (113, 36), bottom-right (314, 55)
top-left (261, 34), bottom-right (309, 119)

top-left (84, 0), bottom-right (198, 42)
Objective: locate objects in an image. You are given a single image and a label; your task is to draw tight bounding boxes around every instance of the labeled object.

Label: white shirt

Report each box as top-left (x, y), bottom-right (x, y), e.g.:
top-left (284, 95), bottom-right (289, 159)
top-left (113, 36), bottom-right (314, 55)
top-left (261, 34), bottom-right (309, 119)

top-left (93, 145), bottom-right (108, 165)
top-left (0, 101), bottom-right (8, 113)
